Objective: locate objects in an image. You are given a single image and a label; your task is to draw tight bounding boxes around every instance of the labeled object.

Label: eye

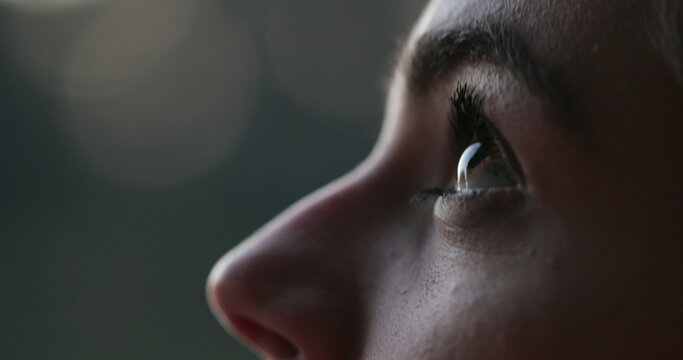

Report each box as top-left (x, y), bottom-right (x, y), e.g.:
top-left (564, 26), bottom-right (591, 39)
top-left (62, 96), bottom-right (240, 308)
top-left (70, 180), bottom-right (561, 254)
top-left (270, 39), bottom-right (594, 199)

top-left (449, 83), bottom-right (518, 191)
top-left (410, 82), bottom-right (525, 239)
top-left (410, 82), bottom-right (522, 207)
top-left (456, 141), bottom-right (516, 190)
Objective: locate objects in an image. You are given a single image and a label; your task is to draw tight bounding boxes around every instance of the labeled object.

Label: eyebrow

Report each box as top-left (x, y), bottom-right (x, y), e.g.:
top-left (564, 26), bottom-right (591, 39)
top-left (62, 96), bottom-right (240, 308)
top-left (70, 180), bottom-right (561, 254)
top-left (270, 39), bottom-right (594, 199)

top-left (407, 24), bottom-right (566, 110)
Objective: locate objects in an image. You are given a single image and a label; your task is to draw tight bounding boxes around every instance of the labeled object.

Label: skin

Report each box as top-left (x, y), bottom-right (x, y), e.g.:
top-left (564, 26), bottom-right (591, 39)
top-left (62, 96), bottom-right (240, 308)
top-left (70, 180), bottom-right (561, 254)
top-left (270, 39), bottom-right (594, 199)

top-left (207, 0), bottom-right (683, 359)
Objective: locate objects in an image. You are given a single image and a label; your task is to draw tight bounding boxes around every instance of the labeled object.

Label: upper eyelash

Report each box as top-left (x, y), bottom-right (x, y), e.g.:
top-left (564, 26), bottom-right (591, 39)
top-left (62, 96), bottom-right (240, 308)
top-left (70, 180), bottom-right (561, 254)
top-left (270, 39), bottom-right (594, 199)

top-left (450, 82), bottom-right (510, 165)
top-left (449, 82), bottom-right (490, 148)
top-left (410, 187), bottom-right (465, 208)
top-left (410, 82), bottom-right (505, 208)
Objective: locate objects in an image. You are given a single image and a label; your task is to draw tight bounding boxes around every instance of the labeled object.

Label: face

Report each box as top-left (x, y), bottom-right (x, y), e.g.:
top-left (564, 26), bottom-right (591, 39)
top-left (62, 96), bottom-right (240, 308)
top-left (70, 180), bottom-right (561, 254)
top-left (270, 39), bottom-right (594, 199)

top-left (207, 0), bottom-right (683, 359)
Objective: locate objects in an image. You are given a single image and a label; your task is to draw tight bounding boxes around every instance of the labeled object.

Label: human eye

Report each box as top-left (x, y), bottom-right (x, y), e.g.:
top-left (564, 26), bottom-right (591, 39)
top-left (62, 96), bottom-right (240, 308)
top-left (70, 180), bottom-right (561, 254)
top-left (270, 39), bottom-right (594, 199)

top-left (407, 81), bottom-right (528, 252)
top-left (449, 83), bottom-right (519, 191)
top-left (412, 82), bottom-right (523, 203)
top-left (410, 82), bottom-right (526, 232)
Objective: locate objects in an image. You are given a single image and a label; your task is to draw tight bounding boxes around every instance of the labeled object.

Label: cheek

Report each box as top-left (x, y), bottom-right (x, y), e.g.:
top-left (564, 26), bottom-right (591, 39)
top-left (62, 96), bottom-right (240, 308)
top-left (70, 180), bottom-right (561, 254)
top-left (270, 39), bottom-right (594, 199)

top-left (365, 207), bottom-right (619, 360)
top-left (361, 218), bottom-right (535, 358)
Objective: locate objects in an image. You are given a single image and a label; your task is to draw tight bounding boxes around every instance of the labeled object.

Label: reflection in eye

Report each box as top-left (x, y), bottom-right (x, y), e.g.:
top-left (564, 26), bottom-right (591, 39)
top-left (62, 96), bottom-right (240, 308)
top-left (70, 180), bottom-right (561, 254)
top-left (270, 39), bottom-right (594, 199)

top-left (456, 141), bottom-right (516, 190)
top-left (450, 83), bottom-right (517, 191)
top-left (409, 83), bottom-right (521, 205)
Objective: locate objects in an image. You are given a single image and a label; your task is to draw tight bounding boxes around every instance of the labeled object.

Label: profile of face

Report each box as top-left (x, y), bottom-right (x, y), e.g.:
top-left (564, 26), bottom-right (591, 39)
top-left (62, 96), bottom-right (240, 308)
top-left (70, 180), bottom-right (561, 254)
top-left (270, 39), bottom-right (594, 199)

top-left (207, 0), bottom-right (683, 359)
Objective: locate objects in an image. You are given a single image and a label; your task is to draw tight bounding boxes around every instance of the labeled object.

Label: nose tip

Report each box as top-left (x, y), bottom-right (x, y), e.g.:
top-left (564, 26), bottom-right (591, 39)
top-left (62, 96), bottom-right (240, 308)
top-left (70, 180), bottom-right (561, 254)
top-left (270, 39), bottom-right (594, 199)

top-left (207, 249), bottom-right (301, 359)
top-left (206, 174), bottom-right (384, 359)
top-left (206, 235), bottom-right (361, 360)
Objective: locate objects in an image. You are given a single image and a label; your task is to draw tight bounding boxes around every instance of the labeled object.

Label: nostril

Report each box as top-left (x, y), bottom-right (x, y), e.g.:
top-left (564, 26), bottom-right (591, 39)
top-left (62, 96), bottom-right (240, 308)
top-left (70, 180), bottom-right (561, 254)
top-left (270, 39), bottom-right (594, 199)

top-left (229, 315), bottom-right (300, 359)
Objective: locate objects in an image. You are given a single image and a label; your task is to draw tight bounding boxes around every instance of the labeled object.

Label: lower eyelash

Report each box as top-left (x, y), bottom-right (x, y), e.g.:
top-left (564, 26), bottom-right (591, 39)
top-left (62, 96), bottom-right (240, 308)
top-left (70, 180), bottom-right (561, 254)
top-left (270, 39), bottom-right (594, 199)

top-left (410, 187), bottom-right (446, 204)
top-left (410, 187), bottom-right (462, 208)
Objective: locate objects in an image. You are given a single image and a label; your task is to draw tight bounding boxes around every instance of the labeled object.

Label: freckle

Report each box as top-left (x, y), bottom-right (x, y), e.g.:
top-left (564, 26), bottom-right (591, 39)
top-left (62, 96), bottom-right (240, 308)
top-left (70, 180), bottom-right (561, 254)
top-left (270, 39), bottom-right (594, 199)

top-left (450, 285), bottom-right (460, 296)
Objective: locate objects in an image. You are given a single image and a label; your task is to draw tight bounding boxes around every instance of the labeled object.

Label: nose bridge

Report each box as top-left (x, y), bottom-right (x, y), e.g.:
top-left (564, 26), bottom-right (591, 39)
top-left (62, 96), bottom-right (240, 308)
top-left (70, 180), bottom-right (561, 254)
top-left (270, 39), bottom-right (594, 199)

top-left (207, 162), bottom-right (391, 359)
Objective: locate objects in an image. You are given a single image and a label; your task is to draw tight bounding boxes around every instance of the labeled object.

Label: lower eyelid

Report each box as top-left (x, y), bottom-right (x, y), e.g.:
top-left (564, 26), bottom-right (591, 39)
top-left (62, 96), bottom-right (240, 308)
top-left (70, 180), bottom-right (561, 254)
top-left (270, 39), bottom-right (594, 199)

top-left (434, 187), bottom-right (525, 229)
top-left (432, 188), bottom-right (527, 253)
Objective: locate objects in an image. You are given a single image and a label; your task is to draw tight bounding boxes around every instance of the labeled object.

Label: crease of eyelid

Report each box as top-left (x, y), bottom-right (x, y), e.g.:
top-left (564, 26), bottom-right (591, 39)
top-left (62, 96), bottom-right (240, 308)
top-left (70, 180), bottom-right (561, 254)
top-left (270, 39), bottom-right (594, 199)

top-left (405, 25), bottom-right (596, 153)
top-left (407, 25), bottom-right (573, 121)
top-left (487, 123), bottom-right (527, 186)
top-left (410, 187), bottom-right (460, 210)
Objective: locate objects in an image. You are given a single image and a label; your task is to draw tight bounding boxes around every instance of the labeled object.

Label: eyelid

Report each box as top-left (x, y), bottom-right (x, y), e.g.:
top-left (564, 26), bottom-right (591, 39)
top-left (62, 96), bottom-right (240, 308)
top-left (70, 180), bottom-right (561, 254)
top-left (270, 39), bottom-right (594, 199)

top-left (482, 118), bottom-right (526, 186)
top-left (416, 186), bottom-right (527, 254)
top-left (410, 83), bottom-right (526, 214)
top-left (434, 187), bottom-right (525, 230)
top-left (449, 83), bottom-right (526, 187)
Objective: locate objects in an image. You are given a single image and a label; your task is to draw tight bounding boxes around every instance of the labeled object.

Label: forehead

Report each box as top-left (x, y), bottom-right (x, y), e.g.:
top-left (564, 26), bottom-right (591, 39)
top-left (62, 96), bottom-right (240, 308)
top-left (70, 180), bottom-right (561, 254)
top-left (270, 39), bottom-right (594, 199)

top-left (418, 0), bottom-right (650, 35)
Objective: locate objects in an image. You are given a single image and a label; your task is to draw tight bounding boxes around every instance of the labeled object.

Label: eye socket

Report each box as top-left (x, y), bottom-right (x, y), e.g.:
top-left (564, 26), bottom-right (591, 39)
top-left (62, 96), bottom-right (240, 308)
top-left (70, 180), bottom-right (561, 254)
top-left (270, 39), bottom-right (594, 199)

top-left (410, 82), bottom-right (522, 206)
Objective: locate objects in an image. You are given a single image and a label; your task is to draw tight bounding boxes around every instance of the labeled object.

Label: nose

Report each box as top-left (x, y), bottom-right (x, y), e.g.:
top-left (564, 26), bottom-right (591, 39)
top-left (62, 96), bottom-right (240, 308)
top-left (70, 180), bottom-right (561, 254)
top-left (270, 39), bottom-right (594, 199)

top-left (207, 165), bottom-right (391, 359)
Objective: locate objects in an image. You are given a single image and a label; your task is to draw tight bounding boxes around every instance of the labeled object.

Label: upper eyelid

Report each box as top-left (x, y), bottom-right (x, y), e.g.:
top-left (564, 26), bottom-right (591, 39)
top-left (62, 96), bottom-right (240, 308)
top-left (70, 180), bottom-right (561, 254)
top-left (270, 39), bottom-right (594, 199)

top-left (488, 125), bottom-right (526, 185)
top-left (448, 82), bottom-right (487, 148)
top-left (403, 25), bottom-right (591, 152)
top-left (449, 82), bottom-right (527, 186)
top-left (408, 86), bottom-right (526, 208)
top-left (406, 24), bottom-right (568, 114)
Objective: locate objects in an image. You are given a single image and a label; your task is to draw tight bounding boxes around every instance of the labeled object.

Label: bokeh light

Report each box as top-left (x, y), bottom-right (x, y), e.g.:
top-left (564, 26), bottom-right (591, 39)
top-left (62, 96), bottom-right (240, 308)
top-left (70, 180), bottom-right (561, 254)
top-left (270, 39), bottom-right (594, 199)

top-left (0, 1), bottom-right (427, 359)
top-left (7, 0), bottom-right (257, 188)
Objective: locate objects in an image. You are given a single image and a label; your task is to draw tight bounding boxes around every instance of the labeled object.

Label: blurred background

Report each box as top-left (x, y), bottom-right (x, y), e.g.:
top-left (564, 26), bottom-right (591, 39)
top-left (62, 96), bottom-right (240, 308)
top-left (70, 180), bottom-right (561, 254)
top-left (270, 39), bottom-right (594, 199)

top-left (0, 0), bottom-right (426, 359)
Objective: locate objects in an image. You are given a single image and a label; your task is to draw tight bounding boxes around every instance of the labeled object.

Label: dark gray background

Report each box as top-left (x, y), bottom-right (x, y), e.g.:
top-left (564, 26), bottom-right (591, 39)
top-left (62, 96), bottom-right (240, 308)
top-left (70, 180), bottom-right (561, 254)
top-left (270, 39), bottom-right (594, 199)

top-left (0, 0), bottom-right (425, 359)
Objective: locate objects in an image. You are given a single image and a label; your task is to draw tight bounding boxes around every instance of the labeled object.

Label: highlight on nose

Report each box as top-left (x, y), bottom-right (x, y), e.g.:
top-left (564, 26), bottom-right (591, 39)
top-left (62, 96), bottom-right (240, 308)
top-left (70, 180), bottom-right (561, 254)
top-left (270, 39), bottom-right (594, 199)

top-left (206, 249), bottom-right (302, 359)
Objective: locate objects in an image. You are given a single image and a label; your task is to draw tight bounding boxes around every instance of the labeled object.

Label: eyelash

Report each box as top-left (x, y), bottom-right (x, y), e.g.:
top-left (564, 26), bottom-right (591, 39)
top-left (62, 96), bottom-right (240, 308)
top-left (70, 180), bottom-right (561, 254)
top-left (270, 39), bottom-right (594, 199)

top-left (411, 82), bottom-right (513, 205)
top-left (449, 82), bottom-right (492, 149)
